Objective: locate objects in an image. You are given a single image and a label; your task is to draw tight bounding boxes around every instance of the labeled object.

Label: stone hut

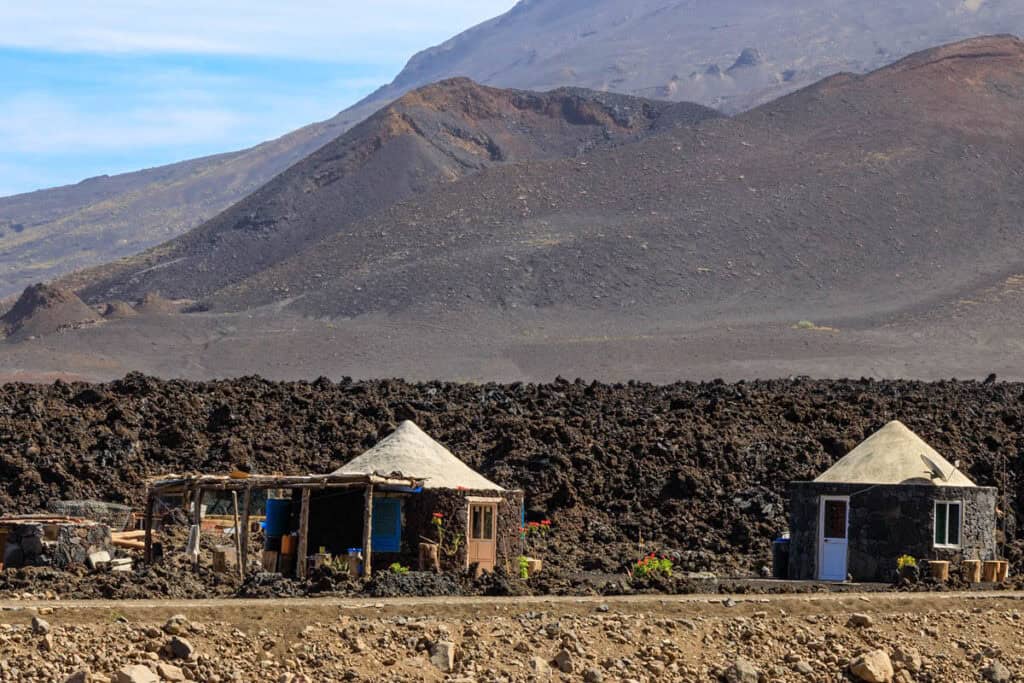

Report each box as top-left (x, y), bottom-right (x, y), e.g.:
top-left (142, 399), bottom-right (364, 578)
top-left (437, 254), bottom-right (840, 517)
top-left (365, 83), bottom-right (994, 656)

top-left (788, 420), bottom-right (997, 582)
top-left (334, 421), bottom-right (524, 574)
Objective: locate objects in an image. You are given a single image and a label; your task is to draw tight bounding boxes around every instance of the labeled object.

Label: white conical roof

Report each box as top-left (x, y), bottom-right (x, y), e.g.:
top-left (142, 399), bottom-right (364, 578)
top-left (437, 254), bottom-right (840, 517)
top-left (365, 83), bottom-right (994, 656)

top-left (814, 420), bottom-right (976, 487)
top-left (333, 421), bottom-right (503, 491)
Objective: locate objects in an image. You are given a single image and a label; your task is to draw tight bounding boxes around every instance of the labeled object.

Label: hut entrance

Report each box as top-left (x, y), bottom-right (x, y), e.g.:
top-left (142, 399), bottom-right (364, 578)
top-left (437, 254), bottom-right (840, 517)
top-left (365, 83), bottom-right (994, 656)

top-left (308, 490), bottom-right (365, 558)
top-left (817, 496), bottom-right (849, 581)
top-left (467, 500), bottom-right (498, 573)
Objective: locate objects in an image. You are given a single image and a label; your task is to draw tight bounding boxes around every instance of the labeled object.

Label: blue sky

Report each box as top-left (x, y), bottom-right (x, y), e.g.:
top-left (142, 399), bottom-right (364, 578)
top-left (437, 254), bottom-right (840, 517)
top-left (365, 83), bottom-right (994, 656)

top-left (0, 1), bottom-right (516, 198)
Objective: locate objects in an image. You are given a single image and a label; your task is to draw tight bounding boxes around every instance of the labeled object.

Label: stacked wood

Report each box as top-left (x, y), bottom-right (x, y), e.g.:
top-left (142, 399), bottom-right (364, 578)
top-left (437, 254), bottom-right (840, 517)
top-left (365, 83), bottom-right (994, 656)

top-left (111, 530), bottom-right (146, 550)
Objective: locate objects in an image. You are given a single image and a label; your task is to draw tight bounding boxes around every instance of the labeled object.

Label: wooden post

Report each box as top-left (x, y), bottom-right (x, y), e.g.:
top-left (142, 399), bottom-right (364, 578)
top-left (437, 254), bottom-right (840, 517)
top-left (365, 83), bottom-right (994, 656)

top-left (362, 484), bottom-right (374, 577)
top-left (232, 491), bottom-right (243, 581)
top-left (191, 485), bottom-right (202, 568)
top-left (239, 486), bottom-right (251, 575)
top-left (143, 493), bottom-right (155, 563)
top-left (296, 488), bottom-right (311, 579)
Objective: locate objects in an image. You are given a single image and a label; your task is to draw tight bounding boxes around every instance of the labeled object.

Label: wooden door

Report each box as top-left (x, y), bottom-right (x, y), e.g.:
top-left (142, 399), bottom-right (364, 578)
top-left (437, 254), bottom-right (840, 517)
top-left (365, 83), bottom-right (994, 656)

top-left (817, 496), bottom-right (849, 581)
top-left (466, 502), bottom-right (497, 573)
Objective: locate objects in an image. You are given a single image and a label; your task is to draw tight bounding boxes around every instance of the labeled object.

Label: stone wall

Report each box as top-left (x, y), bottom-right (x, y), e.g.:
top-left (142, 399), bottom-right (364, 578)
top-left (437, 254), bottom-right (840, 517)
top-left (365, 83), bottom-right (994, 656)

top-left (404, 489), bottom-right (524, 573)
top-left (2, 521), bottom-right (112, 569)
top-left (787, 482), bottom-right (997, 582)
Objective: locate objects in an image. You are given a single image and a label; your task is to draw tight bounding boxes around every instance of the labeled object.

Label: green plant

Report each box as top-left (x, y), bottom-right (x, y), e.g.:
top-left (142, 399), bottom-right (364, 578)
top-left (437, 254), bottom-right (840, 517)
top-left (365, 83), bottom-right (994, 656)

top-left (897, 555), bottom-right (917, 570)
top-left (389, 562), bottom-right (410, 575)
top-left (794, 320), bottom-right (816, 330)
top-left (517, 555), bottom-right (530, 580)
top-left (431, 512), bottom-right (463, 558)
top-left (632, 553), bottom-right (674, 579)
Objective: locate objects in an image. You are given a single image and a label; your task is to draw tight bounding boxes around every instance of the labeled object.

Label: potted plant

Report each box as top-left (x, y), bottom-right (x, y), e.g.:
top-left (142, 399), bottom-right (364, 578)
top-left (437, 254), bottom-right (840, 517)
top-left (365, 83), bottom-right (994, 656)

top-left (897, 554), bottom-right (919, 583)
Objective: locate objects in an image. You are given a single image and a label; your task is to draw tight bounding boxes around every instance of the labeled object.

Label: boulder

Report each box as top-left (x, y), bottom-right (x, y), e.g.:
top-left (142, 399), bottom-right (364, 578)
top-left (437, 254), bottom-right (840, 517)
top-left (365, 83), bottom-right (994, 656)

top-left (156, 663), bottom-right (185, 682)
top-left (165, 636), bottom-right (195, 660)
top-left (112, 665), bottom-right (159, 683)
top-left (847, 613), bottom-right (874, 628)
top-left (162, 615), bottom-right (190, 636)
top-left (430, 641), bottom-right (456, 673)
top-left (554, 648), bottom-right (575, 674)
top-left (64, 672), bottom-right (90, 683)
top-left (725, 658), bottom-right (760, 683)
top-left (31, 616), bottom-right (50, 635)
top-left (983, 660), bottom-right (1012, 683)
top-left (850, 650), bottom-right (894, 683)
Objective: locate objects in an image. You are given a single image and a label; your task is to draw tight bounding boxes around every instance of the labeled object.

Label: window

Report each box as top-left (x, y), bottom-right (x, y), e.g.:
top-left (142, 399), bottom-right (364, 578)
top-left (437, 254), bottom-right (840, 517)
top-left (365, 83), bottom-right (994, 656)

top-left (934, 501), bottom-right (962, 548)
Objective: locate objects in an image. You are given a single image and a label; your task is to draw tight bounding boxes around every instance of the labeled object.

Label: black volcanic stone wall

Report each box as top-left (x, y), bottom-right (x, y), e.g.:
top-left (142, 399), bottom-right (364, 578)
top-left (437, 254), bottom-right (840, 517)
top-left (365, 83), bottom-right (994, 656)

top-left (405, 489), bottom-right (524, 572)
top-left (788, 482), bottom-right (997, 581)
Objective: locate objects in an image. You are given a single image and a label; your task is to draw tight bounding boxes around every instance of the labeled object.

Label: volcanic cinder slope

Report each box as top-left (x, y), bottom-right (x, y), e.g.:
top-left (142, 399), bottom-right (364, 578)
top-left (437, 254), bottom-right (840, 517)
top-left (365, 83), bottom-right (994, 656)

top-left (2, 0), bottom-right (1022, 298)
top-left (64, 82), bottom-right (718, 303)
top-left (5, 36), bottom-right (1024, 383)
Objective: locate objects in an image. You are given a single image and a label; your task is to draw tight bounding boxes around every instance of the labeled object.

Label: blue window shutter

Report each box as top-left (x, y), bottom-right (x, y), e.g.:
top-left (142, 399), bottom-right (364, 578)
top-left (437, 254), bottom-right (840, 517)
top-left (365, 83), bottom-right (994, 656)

top-left (372, 498), bottom-right (402, 552)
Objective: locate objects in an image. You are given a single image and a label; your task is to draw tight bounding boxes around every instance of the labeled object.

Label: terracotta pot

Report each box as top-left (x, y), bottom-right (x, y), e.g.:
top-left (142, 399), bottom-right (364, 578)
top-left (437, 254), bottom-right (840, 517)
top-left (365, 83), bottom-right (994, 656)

top-left (996, 560), bottom-right (1010, 582)
top-left (926, 560), bottom-right (950, 582)
top-left (982, 560), bottom-right (1000, 582)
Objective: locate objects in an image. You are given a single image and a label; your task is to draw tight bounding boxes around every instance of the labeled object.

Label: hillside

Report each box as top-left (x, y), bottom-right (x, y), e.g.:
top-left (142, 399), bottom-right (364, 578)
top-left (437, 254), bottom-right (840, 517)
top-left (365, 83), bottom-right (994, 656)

top-left (5, 36), bottom-right (1024, 383)
top-left (3, 0), bottom-right (1022, 299)
top-left (66, 82), bottom-right (718, 302)
top-left (200, 35), bottom-right (1024, 326)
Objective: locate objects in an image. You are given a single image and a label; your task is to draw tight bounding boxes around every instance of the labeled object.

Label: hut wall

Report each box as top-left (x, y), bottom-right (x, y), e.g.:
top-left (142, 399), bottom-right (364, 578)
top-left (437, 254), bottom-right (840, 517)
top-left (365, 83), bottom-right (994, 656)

top-left (404, 489), bottom-right (524, 572)
top-left (788, 482), bottom-right (997, 582)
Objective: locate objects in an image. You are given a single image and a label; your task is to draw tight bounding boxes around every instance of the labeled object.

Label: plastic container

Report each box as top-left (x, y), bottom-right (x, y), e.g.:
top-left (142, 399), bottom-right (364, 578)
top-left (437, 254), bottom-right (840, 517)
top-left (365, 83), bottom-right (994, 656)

top-left (772, 537), bottom-right (790, 579)
top-left (347, 548), bottom-right (364, 578)
top-left (264, 498), bottom-right (291, 537)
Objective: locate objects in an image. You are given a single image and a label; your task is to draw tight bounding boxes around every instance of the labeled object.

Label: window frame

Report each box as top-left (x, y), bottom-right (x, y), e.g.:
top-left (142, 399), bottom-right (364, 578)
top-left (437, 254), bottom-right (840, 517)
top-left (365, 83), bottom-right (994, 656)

top-left (933, 500), bottom-right (963, 549)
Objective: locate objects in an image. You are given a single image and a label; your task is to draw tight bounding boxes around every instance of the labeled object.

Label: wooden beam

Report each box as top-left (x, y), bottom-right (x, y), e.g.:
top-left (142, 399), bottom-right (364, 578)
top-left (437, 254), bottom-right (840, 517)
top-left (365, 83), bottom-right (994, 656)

top-left (232, 491), bottom-right (243, 582)
top-left (296, 488), bottom-right (311, 579)
top-left (239, 486), bottom-right (251, 576)
top-left (143, 494), bottom-right (155, 563)
top-left (362, 484), bottom-right (374, 578)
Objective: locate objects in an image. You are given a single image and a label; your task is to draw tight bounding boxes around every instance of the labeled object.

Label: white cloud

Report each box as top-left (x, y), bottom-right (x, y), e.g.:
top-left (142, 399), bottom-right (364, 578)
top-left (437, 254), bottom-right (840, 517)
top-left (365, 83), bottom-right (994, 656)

top-left (0, 1), bottom-right (517, 61)
top-left (0, 92), bottom-right (241, 153)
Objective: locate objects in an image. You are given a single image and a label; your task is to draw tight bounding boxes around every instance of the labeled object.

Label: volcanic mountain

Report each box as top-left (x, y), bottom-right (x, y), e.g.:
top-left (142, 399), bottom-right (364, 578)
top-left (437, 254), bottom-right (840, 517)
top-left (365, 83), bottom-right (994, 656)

top-left (6, 36), bottom-right (1024, 383)
top-left (2, 0), bottom-right (1022, 298)
top-left (66, 81), bottom-right (718, 302)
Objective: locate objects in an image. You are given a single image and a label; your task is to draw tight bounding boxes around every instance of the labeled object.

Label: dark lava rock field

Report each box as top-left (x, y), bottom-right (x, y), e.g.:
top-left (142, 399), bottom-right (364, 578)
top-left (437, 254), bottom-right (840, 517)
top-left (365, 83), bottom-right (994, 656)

top-left (1, 374), bottom-right (1022, 578)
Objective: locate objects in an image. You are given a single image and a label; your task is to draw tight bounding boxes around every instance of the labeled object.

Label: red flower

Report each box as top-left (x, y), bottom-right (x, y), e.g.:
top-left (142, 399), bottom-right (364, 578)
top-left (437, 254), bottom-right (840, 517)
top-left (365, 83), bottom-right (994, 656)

top-left (541, 519), bottom-right (551, 526)
top-left (432, 512), bottom-right (444, 519)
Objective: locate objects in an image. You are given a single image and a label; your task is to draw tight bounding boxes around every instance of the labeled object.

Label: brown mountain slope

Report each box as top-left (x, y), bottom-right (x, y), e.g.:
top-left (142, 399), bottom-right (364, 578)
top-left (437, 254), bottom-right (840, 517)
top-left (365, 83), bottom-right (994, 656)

top-left (68, 81), bottom-right (720, 303)
top-left (5, 37), bottom-right (1024, 384)
top-left (5, 1), bottom-right (1024, 301)
top-left (193, 35), bottom-right (1024, 327)
top-left (0, 283), bottom-right (98, 341)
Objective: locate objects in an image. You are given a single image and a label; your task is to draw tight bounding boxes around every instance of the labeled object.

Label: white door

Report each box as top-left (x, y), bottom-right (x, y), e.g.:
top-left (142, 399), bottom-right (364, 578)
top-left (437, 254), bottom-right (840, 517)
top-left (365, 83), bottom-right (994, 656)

top-left (818, 496), bottom-right (849, 581)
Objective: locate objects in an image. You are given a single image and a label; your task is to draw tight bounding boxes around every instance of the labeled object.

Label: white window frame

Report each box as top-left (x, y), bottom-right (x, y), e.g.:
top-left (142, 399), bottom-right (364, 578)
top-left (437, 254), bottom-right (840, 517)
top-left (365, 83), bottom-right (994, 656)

top-left (933, 500), bottom-right (963, 549)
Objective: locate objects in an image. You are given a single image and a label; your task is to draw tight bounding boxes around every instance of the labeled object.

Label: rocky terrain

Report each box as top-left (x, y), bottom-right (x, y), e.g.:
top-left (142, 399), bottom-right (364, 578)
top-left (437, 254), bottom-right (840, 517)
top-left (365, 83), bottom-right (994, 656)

top-left (0, 592), bottom-right (1021, 681)
top-left (4, 0), bottom-right (1023, 299)
top-left (1, 375), bottom-right (1023, 582)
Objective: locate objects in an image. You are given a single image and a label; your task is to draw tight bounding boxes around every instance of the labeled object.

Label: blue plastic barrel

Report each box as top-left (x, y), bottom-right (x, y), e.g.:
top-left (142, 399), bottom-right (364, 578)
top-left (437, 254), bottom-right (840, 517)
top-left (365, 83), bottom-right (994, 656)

top-left (264, 498), bottom-right (292, 537)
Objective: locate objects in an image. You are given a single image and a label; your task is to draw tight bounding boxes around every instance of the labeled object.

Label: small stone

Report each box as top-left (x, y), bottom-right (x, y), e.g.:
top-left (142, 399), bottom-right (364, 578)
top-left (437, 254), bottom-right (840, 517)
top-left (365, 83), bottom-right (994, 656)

top-left (64, 672), bottom-right (90, 683)
top-left (31, 616), bottom-right (50, 635)
top-left (41, 633), bottom-right (54, 651)
top-left (794, 660), bottom-right (813, 675)
top-left (162, 615), bottom-right (190, 636)
top-left (156, 663), bottom-right (186, 682)
top-left (983, 660), bottom-right (1012, 683)
top-left (554, 648), bottom-right (575, 674)
top-left (165, 636), bottom-right (195, 660)
top-left (584, 667), bottom-right (604, 682)
top-left (112, 665), bottom-right (159, 683)
top-left (529, 656), bottom-right (550, 675)
top-left (848, 613), bottom-right (874, 628)
top-left (430, 641), bottom-right (456, 673)
top-left (850, 650), bottom-right (894, 683)
top-left (87, 550), bottom-right (111, 569)
top-left (725, 657), bottom-right (760, 683)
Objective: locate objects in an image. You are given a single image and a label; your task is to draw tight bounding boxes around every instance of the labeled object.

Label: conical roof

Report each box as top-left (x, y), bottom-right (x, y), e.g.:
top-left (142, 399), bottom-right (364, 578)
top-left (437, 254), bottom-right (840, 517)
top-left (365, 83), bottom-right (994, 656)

top-left (333, 421), bottom-right (503, 491)
top-left (814, 420), bottom-right (975, 487)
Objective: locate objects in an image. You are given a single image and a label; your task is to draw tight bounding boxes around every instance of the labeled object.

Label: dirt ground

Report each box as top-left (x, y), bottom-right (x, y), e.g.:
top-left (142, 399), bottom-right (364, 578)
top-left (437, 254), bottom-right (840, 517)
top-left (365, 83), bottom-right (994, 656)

top-left (2, 591), bottom-right (1022, 682)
